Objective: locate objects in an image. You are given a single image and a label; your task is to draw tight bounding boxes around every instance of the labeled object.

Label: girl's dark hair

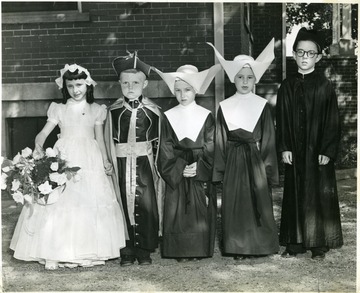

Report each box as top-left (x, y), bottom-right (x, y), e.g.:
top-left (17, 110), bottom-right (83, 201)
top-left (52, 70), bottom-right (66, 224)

top-left (61, 69), bottom-right (95, 104)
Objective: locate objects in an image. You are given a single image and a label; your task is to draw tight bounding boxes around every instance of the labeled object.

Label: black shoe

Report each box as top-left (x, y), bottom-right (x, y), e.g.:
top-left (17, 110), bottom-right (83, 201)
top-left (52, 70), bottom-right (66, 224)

top-left (176, 258), bottom-right (189, 263)
top-left (311, 250), bottom-right (325, 260)
top-left (281, 250), bottom-right (298, 258)
top-left (234, 255), bottom-right (248, 260)
top-left (137, 257), bottom-right (152, 266)
top-left (188, 257), bottom-right (201, 262)
top-left (120, 255), bottom-right (136, 266)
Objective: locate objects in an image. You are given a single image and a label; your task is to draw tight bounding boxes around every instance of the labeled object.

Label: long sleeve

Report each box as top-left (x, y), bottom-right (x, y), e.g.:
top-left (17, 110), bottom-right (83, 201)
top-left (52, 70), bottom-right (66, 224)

top-left (158, 116), bottom-right (188, 190)
top-left (275, 81), bottom-right (293, 154)
top-left (319, 81), bottom-right (341, 160)
top-left (194, 114), bottom-right (215, 182)
top-left (260, 104), bottom-right (279, 186)
top-left (212, 107), bottom-right (228, 182)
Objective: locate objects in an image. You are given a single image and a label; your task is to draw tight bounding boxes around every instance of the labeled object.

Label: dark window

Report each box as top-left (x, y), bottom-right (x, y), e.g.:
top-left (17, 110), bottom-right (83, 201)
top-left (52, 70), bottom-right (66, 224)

top-left (2, 2), bottom-right (77, 13)
top-left (6, 117), bottom-right (60, 159)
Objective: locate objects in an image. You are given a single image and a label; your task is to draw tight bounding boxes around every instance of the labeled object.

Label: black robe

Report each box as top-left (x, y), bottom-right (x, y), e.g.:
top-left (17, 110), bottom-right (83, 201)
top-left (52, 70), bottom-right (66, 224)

top-left (213, 103), bottom-right (279, 255)
top-left (158, 113), bottom-right (217, 258)
top-left (276, 71), bottom-right (343, 249)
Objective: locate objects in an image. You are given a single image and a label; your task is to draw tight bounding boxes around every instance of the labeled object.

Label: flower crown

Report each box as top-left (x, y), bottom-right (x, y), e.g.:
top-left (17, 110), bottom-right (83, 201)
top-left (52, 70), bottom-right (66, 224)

top-left (55, 64), bottom-right (97, 89)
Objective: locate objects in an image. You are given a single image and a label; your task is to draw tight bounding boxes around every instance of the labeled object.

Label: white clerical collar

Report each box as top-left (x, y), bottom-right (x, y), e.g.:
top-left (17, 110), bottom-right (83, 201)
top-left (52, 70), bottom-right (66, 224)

top-left (220, 92), bottom-right (267, 132)
top-left (165, 101), bottom-right (210, 142)
top-left (298, 68), bottom-right (315, 75)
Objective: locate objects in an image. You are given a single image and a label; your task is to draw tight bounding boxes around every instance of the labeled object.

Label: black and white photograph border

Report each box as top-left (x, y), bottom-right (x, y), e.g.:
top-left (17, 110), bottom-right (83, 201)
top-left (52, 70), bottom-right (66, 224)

top-left (1, 0), bottom-right (358, 292)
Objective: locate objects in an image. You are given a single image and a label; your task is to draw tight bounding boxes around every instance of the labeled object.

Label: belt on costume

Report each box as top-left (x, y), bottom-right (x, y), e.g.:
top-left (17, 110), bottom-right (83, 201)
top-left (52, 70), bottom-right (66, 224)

top-left (114, 141), bottom-right (154, 227)
top-left (115, 141), bottom-right (151, 157)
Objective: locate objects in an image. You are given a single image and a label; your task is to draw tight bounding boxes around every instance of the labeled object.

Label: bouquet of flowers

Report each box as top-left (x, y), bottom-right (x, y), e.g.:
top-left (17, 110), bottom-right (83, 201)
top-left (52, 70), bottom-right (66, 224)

top-left (1, 146), bottom-right (81, 206)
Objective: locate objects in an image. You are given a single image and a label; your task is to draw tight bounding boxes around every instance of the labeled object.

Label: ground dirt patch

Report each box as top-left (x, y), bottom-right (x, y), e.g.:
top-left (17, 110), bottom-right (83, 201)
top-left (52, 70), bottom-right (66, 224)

top-left (1, 171), bottom-right (356, 292)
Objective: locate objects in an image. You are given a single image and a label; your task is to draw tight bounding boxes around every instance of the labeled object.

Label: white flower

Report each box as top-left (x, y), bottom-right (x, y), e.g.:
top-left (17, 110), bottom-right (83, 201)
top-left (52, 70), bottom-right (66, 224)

top-left (2, 166), bottom-right (10, 173)
top-left (49, 172), bottom-right (67, 185)
top-left (23, 194), bottom-right (33, 204)
top-left (50, 162), bottom-right (59, 171)
top-left (38, 181), bottom-right (53, 195)
top-left (11, 179), bottom-right (21, 191)
top-left (12, 191), bottom-right (24, 205)
top-left (21, 147), bottom-right (33, 158)
top-left (1, 173), bottom-right (8, 190)
top-left (13, 153), bottom-right (21, 164)
top-left (0, 156), bottom-right (4, 165)
top-left (45, 148), bottom-right (57, 158)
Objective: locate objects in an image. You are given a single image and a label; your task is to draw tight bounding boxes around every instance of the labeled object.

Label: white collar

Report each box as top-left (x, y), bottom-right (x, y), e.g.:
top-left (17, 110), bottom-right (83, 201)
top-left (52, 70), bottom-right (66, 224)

top-left (298, 68), bottom-right (315, 75)
top-left (220, 92), bottom-right (267, 132)
top-left (165, 102), bottom-right (210, 142)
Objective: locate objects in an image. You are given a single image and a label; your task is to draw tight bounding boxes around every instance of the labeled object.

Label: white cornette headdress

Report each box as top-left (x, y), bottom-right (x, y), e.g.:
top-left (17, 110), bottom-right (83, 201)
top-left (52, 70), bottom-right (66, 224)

top-left (154, 64), bottom-right (221, 95)
top-left (55, 64), bottom-right (97, 89)
top-left (207, 38), bottom-right (275, 83)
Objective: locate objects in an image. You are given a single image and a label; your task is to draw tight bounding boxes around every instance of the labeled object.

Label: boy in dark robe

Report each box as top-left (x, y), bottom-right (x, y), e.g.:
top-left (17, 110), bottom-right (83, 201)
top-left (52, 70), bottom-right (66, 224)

top-left (276, 28), bottom-right (343, 260)
top-left (104, 52), bottom-right (163, 266)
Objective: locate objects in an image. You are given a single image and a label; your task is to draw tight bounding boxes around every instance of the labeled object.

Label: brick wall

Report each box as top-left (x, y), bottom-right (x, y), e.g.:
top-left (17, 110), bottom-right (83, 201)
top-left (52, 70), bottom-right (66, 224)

top-left (2, 2), bottom-right (215, 84)
top-left (251, 3), bottom-right (283, 84)
top-left (2, 2), bottom-right (284, 88)
top-left (2, 2), bottom-right (357, 154)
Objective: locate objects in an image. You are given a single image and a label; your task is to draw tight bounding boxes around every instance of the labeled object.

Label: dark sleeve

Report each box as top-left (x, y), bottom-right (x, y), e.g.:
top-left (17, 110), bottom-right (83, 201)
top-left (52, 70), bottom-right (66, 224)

top-left (212, 107), bottom-right (227, 182)
top-left (157, 115), bottom-right (188, 189)
top-left (194, 113), bottom-right (215, 182)
top-left (319, 81), bottom-right (341, 160)
top-left (260, 104), bottom-right (279, 186)
top-left (275, 81), bottom-right (293, 154)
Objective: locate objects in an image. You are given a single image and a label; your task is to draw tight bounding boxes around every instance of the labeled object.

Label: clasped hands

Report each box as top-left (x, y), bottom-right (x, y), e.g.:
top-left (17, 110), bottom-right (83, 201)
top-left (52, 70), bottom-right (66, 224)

top-left (183, 162), bottom-right (197, 178)
top-left (282, 151), bottom-right (330, 165)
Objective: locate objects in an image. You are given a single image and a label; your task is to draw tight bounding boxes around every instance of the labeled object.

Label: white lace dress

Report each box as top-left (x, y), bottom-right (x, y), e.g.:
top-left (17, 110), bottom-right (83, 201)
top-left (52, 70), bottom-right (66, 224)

top-left (10, 99), bottom-right (126, 267)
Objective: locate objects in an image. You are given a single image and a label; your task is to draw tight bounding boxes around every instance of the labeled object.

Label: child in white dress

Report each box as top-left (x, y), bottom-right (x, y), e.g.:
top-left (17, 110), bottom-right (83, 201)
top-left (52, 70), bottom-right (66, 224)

top-left (10, 64), bottom-right (127, 270)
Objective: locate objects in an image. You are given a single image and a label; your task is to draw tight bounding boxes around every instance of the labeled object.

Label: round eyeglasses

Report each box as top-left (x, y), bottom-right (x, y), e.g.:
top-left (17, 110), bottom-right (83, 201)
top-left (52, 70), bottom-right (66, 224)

top-left (294, 49), bottom-right (318, 58)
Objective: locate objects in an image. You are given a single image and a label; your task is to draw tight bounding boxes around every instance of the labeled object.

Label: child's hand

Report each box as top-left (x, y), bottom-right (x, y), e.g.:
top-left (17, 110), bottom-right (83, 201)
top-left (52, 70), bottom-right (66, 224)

top-left (282, 151), bottom-right (292, 165)
top-left (318, 155), bottom-right (330, 165)
top-left (183, 162), bottom-right (197, 178)
top-left (104, 160), bottom-right (113, 175)
top-left (33, 143), bottom-right (45, 159)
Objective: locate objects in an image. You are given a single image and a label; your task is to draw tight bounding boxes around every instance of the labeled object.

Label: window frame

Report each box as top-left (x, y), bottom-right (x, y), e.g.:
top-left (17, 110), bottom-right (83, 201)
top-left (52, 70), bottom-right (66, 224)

top-left (2, 2), bottom-right (89, 24)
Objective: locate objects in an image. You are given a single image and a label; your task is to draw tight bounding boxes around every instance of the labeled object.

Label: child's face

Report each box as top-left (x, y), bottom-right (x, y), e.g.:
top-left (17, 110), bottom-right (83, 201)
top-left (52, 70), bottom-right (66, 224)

top-left (119, 71), bottom-right (148, 100)
top-left (234, 67), bottom-right (256, 95)
top-left (65, 79), bottom-right (87, 102)
top-left (174, 79), bottom-right (196, 106)
top-left (293, 40), bottom-right (322, 73)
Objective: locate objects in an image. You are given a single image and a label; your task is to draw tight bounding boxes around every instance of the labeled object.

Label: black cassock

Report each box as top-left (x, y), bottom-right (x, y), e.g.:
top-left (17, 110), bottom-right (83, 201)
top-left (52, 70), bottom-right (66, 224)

top-left (158, 113), bottom-right (217, 258)
top-left (276, 71), bottom-right (343, 249)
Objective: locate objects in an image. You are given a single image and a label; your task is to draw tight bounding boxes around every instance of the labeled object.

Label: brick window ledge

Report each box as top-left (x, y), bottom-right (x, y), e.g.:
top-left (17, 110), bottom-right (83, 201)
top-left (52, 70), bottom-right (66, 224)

top-left (2, 10), bottom-right (90, 24)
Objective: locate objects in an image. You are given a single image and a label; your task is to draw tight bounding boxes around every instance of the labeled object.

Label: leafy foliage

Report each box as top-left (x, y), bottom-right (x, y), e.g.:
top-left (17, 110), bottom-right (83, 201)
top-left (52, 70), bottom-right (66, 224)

top-left (286, 3), bottom-right (358, 54)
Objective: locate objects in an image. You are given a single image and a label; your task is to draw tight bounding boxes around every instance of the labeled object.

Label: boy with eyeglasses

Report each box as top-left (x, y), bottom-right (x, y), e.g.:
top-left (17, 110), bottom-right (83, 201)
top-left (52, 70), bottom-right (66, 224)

top-left (276, 28), bottom-right (343, 260)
